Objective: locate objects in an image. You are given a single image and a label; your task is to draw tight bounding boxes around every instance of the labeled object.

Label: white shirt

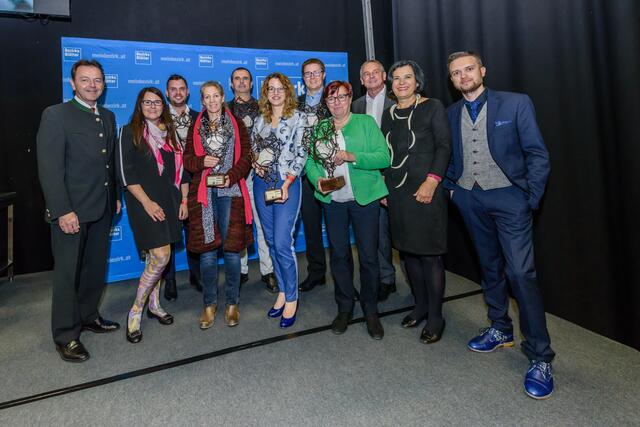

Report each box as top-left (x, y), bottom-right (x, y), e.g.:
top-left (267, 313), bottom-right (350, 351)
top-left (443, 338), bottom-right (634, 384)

top-left (74, 96), bottom-right (99, 115)
top-left (330, 131), bottom-right (355, 203)
top-left (365, 87), bottom-right (386, 127)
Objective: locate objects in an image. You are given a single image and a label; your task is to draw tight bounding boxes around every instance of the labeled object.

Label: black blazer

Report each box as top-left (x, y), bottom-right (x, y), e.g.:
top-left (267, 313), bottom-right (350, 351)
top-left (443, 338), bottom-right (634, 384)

top-left (351, 92), bottom-right (394, 115)
top-left (297, 93), bottom-right (331, 121)
top-left (37, 101), bottom-right (119, 223)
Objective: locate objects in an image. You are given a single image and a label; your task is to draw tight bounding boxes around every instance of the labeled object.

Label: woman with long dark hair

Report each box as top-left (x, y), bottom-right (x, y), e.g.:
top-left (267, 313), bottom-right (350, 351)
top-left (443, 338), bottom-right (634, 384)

top-left (117, 87), bottom-right (189, 343)
top-left (184, 81), bottom-right (253, 330)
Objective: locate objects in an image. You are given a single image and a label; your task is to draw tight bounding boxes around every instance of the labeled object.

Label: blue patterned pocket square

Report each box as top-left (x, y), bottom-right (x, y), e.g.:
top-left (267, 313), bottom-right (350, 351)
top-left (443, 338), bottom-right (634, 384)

top-left (495, 120), bottom-right (512, 127)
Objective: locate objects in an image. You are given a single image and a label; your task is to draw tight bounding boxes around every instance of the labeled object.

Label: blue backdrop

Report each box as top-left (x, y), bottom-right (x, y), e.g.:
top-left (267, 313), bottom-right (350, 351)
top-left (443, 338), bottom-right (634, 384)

top-left (60, 37), bottom-right (349, 283)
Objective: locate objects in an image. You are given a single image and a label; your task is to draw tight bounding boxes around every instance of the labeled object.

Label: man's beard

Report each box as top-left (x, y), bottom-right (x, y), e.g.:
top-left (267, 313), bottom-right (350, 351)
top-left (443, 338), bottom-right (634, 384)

top-left (461, 80), bottom-right (483, 94)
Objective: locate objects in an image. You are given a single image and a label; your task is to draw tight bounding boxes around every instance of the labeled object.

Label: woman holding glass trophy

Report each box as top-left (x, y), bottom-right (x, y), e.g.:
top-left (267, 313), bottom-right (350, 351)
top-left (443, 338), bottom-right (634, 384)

top-left (252, 72), bottom-right (308, 328)
top-left (184, 81), bottom-right (253, 330)
top-left (305, 81), bottom-right (390, 340)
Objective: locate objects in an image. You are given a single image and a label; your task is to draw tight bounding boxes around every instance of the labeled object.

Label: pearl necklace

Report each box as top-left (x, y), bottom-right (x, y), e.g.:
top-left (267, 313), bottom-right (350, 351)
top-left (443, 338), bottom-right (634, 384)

top-left (385, 94), bottom-right (421, 188)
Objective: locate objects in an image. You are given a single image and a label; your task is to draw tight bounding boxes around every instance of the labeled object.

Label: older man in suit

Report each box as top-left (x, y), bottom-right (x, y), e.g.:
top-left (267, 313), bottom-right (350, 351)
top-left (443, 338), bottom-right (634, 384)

top-left (37, 59), bottom-right (121, 362)
top-left (352, 59), bottom-right (396, 301)
top-left (445, 51), bottom-right (555, 399)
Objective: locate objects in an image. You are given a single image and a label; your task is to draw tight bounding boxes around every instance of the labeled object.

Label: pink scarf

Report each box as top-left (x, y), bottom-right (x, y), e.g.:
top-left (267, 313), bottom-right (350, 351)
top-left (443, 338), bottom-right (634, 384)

top-left (144, 120), bottom-right (183, 189)
top-left (193, 110), bottom-right (253, 224)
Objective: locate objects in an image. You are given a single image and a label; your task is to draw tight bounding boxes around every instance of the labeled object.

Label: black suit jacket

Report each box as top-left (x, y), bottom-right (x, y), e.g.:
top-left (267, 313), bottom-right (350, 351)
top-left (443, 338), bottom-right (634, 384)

top-left (297, 94), bottom-right (331, 121)
top-left (37, 101), bottom-right (118, 223)
top-left (351, 91), bottom-right (394, 116)
top-left (188, 107), bottom-right (199, 122)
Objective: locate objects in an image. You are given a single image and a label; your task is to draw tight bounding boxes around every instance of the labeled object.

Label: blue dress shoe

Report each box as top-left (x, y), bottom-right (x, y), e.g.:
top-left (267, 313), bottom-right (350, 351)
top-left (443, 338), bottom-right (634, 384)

top-left (280, 304), bottom-right (298, 328)
top-left (467, 327), bottom-right (515, 352)
top-left (524, 361), bottom-right (554, 399)
top-left (267, 305), bottom-right (284, 318)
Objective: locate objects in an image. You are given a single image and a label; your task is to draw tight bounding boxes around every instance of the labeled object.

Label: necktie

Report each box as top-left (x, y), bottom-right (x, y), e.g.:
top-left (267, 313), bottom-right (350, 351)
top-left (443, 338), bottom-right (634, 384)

top-left (91, 107), bottom-right (96, 114)
top-left (465, 99), bottom-right (481, 123)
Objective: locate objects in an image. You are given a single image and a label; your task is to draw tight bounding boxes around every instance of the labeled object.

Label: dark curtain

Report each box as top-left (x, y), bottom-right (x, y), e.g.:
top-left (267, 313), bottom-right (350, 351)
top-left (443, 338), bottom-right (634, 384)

top-left (0, 0), bottom-right (393, 276)
top-left (391, 0), bottom-right (640, 349)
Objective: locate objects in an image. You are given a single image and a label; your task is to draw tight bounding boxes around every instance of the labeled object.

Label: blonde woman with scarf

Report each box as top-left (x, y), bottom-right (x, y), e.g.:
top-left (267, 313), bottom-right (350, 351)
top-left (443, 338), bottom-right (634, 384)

top-left (117, 87), bottom-right (189, 343)
top-left (184, 81), bottom-right (253, 330)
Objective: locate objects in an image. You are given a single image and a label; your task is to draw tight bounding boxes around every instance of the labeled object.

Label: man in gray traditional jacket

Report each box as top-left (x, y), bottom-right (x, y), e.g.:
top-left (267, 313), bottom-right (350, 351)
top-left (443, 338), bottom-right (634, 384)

top-left (37, 59), bottom-right (121, 363)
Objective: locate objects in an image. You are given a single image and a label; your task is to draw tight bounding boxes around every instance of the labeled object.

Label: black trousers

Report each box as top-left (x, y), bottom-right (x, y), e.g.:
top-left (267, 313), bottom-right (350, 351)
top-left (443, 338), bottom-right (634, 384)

top-left (301, 175), bottom-right (326, 280)
top-left (324, 200), bottom-right (380, 316)
top-left (50, 208), bottom-right (113, 344)
top-left (162, 220), bottom-right (200, 282)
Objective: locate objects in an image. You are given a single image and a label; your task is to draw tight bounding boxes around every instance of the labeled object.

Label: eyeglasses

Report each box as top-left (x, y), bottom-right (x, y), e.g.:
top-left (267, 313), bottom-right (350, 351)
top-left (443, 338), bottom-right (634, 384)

top-left (303, 70), bottom-right (323, 78)
top-left (326, 94), bottom-right (351, 104)
top-left (267, 87), bottom-right (286, 93)
top-left (362, 69), bottom-right (382, 79)
top-left (141, 100), bottom-right (163, 107)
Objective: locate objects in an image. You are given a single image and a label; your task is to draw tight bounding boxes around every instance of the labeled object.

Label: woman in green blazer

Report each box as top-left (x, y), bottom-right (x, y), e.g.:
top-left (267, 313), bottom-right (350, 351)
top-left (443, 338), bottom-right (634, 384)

top-left (305, 80), bottom-right (390, 340)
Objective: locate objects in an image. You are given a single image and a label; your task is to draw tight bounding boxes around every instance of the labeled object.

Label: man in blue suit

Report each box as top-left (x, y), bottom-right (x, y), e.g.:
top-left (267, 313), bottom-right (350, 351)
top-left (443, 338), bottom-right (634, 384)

top-left (445, 51), bottom-right (555, 399)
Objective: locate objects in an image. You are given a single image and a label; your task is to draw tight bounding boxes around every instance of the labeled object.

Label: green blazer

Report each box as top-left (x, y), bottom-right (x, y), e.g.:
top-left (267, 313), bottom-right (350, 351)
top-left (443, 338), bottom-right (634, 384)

top-left (305, 114), bottom-right (390, 205)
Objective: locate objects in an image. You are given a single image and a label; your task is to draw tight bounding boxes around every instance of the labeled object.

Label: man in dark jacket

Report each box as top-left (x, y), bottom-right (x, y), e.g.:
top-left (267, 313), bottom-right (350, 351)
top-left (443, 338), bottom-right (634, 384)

top-left (37, 59), bottom-right (121, 362)
top-left (162, 74), bottom-right (202, 300)
top-left (351, 59), bottom-right (396, 301)
top-left (445, 51), bottom-right (554, 399)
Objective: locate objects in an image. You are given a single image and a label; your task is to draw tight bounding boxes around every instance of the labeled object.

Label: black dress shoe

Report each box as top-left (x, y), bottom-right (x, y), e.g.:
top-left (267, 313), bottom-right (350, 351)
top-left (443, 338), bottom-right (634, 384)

top-left (147, 308), bottom-right (174, 325)
top-left (82, 316), bottom-right (120, 333)
top-left (126, 313), bottom-right (142, 343)
top-left (55, 340), bottom-right (90, 362)
top-left (420, 320), bottom-right (446, 344)
top-left (377, 282), bottom-right (397, 302)
top-left (190, 274), bottom-right (203, 292)
top-left (126, 328), bottom-right (142, 344)
top-left (401, 313), bottom-right (427, 328)
top-left (298, 276), bottom-right (326, 292)
top-left (263, 273), bottom-right (279, 293)
top-left (331, 312), bottom-right (352, 335)
top-left (365, 315), bottom-right (384, 340)
top-left (164, 279), bottom-right (177, 301)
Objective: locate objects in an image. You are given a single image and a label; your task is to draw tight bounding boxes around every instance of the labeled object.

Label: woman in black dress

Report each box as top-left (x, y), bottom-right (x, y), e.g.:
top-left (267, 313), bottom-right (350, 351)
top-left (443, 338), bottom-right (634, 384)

top-left (381, 60), bottom-right (451, 343)
top-left (117, 87), bottom-right (189, 343)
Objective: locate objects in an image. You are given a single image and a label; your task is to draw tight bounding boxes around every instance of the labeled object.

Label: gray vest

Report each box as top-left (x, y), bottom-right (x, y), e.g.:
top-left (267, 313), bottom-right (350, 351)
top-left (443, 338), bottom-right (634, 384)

top-left (457, 104), bottom-right (511, 190)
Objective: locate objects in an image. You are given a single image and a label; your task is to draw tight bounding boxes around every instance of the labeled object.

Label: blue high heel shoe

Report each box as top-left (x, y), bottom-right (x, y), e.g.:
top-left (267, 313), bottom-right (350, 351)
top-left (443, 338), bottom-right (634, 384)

top-left (267, 305), bottom-right (284, 318)
top-left (279, 302), bottom-right (298, 328)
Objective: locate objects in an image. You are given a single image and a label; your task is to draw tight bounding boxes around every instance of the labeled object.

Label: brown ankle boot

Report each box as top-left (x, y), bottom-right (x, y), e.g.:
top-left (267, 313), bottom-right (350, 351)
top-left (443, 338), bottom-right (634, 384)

top-left (199, 304), bottom-right (217, 330)
top-left (225, 304), bottom-right (239, 327)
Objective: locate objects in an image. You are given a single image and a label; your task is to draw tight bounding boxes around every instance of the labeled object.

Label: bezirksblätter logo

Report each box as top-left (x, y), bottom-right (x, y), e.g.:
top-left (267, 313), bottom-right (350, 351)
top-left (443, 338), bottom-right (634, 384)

top-left (199, 54), bottom-right (214, 68)
top-left (255, 57), bottom-right (268, 70)
top-left (110, 226), bottom-right (122, 241)
top-left (135, 50), bottom-right (152, 65)
top-left (105, 74), bottom-right (118, 89)
top-left (63, 47), bottom-right (82, 62)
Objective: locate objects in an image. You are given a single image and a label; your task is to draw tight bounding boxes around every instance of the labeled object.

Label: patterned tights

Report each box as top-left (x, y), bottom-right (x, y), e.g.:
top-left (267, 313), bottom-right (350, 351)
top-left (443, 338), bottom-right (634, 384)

top-left (127, 245), bottom-right (171, 332)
